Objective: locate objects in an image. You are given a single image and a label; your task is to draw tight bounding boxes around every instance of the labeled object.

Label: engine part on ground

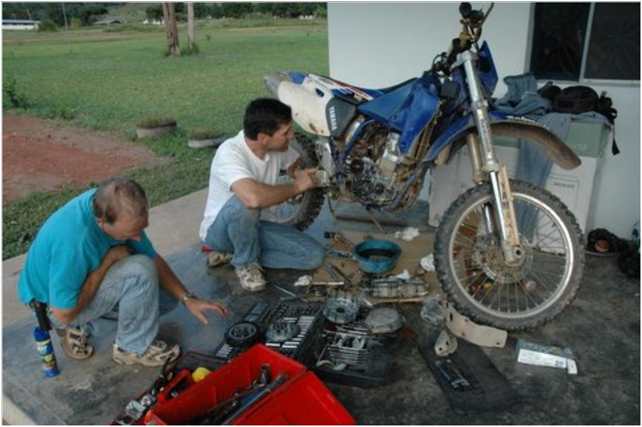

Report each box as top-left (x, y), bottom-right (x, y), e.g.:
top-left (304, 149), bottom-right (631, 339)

top-left (323, 297), bottom-right (360, 324)
top-left (225, 321), bottom-right (260, 348)
top-left (263, 302), bottom-right (324, 362)
top-left (442, 301), bottom-right (507, 348)
top-left (313, 325), bottom-right (392, 388)
top-left (368, 277), bottom-right (430, 298)
top-left (265, 320), bottom-right (301, 343)
top-left (434, 329), bottom-right (458, 356)
top-left (364, 307), bottom-right (404, 334)
top-left (353, 239), bottom-right (402, 274)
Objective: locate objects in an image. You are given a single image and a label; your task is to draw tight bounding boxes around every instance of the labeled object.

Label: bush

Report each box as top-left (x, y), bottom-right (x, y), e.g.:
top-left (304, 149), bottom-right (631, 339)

top-left (38, 19), bottom-right (58, 32)
top-left (3, 76), bottom-right (30, 109)
top-left (137, 117), bottom-right (177, 129)
top-left (146, 5), bottom-right (163, 21)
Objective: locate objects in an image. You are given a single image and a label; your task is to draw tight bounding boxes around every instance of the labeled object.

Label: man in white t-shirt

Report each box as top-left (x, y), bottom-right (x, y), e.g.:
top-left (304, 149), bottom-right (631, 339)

top-left (199, 98), bottom-right (325, 291)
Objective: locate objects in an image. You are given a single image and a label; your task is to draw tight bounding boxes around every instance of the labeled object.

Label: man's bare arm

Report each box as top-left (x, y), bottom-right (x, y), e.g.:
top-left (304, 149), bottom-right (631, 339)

top-left (232, 168), bottom-right (317, 209)
top-left (50, 245), bottom-right (130, 325)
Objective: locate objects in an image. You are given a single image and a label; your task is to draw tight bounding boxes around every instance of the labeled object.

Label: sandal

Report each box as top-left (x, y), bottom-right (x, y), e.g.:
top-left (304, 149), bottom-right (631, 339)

top-left (59, 327), bottom-right (95, 360)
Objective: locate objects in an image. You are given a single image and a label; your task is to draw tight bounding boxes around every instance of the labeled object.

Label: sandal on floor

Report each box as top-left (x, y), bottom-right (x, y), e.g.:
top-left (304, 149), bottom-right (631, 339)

top-left (59, 327), bottom-right (95, 360)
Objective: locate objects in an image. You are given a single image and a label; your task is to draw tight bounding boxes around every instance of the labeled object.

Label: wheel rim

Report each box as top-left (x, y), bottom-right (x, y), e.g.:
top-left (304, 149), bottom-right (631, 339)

top-left (447, 191), bottom-right (575, 319)
top-left (266, 174), bottom-right (306, 224)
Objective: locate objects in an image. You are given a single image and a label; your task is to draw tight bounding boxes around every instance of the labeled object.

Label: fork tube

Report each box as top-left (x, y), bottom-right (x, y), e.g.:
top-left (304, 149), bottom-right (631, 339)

top-left (489, 171), bottom-right (510, 242)
top-left (461, 51), bottom-right (498, 173)
top-left (466, 133), bottom-right (483, 184)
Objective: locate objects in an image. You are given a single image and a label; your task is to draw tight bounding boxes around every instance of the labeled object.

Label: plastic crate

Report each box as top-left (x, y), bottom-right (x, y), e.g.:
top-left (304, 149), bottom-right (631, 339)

top-left (144, 344), bottom-right (354, 425)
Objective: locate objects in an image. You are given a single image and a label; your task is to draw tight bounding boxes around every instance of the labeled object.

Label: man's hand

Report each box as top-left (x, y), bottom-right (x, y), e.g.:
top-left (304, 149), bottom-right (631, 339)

top-left (104, 245), bottom-right (131, 268)
top-left (293, 168), bottom-right (319, 193)
top-left (185, 298), bottom-right (230, 325)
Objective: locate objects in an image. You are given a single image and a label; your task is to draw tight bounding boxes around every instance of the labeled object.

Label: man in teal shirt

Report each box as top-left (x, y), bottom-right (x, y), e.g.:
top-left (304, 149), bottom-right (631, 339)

top-left (18, 177), bottom-right (229, 367)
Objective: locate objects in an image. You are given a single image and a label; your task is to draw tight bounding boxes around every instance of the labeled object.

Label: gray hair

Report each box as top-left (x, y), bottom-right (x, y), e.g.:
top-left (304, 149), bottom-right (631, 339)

top-left (92, 177), bottom-right (148, 224)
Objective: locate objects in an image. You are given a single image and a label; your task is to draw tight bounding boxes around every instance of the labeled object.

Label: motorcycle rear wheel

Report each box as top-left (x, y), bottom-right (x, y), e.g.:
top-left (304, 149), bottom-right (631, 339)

top-left (269, 133), bottom-right (325, 230)
top-left (434, 179), bottom-right (585, 330)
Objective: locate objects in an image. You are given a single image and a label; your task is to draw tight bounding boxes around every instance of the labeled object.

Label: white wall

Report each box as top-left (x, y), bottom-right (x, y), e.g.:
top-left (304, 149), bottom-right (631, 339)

top-left (328, 2), bottom-right (640, 237)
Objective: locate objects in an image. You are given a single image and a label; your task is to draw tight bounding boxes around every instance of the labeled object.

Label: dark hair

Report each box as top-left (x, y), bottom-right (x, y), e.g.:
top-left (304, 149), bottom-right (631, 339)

top-left (243, 98), bottom-right (292, 140)
top-left (93, 177), bottom-right (148, 224)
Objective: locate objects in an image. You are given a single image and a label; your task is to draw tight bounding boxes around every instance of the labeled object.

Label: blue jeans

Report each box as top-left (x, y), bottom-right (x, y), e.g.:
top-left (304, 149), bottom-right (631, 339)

top-left (204, 196), bottom-right (325, 270)
top-left (48, 255), bottom-right (177, 354)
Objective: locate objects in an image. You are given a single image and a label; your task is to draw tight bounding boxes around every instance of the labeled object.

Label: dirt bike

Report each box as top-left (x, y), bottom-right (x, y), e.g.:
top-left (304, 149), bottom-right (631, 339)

top-left (264, 2), bottom-right (584, 330)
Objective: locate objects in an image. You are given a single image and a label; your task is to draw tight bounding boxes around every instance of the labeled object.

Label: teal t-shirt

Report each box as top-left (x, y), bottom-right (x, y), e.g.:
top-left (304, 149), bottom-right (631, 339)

top-left (17, 189), bottom-right (157, 309)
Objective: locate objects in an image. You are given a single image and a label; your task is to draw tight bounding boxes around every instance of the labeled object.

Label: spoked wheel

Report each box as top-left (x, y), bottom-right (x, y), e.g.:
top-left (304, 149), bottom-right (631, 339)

top-left (266, 133), bottom-right (325, 230)
top-left (435, 179), bottom-right (584, 330)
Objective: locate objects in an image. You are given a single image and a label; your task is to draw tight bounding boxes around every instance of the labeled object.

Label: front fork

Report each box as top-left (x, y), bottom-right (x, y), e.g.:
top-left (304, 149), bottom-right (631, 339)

top-left (461, 51), bottom-right (523, 265)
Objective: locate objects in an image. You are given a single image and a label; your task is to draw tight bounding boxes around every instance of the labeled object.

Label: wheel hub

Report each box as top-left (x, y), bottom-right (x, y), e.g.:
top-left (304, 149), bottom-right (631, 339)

top-left (472, 235), bottom-right (533, 284)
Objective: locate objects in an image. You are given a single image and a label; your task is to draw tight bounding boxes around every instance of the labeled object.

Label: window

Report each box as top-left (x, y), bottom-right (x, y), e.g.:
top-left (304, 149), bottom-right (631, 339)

top-left (530, 3), bottom-right (640, 81)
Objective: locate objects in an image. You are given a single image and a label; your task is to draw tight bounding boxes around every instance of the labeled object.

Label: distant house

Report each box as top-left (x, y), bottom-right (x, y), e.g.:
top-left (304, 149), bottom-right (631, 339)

top-left (2, 19), bottom-right (40, 30)
top-left (93, 17), bottom-right (125, 26)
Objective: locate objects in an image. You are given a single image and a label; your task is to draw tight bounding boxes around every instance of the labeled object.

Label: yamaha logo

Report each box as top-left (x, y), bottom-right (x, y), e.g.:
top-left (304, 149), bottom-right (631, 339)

top-left (329, 106), bottom-right (338, 131)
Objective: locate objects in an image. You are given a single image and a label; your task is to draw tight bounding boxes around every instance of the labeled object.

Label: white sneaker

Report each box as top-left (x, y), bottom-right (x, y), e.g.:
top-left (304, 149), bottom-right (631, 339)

top-left (235, 263), bottom-right (266, 292)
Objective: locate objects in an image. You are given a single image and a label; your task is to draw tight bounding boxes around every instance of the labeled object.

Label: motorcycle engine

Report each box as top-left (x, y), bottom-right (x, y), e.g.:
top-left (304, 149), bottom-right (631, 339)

top-left (345, 127), bottom-right (402, 207)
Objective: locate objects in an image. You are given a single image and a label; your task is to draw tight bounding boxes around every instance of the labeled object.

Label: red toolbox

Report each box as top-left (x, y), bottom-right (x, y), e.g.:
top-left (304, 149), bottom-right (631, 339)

top-left (144, 344), bottom-right (355, 425)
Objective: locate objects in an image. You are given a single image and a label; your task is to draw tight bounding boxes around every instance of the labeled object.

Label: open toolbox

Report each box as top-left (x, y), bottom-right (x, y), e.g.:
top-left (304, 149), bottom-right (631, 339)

top-left (144, 344), bottom-right (354, 425)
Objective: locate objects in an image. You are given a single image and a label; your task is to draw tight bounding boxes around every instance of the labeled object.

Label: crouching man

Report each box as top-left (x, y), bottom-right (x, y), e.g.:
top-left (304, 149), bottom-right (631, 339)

top-left (18, 177), bottom-right (229, 367)
top-left (199, 98), bottom-right (325, 291)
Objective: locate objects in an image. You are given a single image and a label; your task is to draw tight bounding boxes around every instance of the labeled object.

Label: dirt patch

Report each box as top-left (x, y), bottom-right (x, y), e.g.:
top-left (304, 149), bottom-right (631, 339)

top-left (2, 113), bottom-right (163, 204)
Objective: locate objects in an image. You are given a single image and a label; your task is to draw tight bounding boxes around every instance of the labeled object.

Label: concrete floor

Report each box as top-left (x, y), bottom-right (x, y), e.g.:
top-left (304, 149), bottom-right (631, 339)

top-left (2, 192), bottom-right (640, 424)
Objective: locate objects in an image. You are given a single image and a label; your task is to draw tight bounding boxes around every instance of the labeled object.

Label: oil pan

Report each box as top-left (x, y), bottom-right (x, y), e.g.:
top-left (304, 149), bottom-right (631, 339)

top-left (353, 239), bottom-right (402, 274)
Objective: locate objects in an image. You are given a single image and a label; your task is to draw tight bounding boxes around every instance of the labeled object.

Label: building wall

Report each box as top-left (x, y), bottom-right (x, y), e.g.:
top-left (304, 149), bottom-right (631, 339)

top-left (328, 2), bottom-right (640, 237)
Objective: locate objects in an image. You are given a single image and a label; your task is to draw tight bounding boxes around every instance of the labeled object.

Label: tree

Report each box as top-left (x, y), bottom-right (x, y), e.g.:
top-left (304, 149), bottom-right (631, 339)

top-left (187, 2), bottom-right (196, 53)
top-left (162, 3), bottom-right (180, 56)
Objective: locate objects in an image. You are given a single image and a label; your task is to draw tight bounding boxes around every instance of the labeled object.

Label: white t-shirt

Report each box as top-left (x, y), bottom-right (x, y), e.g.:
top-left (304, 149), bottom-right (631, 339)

top-left (199, 130), bottom-right (299, 241)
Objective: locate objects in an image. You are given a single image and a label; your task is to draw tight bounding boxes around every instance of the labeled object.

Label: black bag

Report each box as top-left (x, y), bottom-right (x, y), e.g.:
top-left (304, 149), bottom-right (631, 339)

top-left (553, 85), bottom-right (599, 114)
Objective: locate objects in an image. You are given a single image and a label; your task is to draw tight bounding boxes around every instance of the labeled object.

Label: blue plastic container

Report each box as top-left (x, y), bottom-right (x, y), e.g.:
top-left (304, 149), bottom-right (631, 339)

top-left (352, 239), bottom-right (402, 274)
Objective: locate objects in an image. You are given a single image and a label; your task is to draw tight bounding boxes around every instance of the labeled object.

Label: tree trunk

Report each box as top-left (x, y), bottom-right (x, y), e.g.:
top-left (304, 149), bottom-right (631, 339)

top-left (187, 2), bottom-right (195, 51)
top-left (162, 3), bottom-right (180, 56)
top-left (61, 3), bottom-right (68, 31)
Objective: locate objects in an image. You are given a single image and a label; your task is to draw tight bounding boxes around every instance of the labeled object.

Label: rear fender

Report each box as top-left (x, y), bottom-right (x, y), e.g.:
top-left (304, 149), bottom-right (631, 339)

top-left (425, 115), bottom-right (581, 170)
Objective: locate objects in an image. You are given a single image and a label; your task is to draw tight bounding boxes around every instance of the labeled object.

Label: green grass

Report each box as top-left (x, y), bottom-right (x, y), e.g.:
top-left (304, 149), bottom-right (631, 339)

top-left (2, 19), bottom-right (328, 259)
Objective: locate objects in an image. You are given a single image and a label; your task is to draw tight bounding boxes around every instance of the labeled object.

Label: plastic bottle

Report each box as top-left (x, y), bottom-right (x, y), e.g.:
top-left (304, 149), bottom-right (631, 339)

top-left (34, 326), bottom-right (60, 378)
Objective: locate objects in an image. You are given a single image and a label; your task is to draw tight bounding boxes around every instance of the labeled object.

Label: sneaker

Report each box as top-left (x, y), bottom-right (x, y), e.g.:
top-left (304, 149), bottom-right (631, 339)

top-left (58, 326), bottom-right (95, 360)
top-left (207, 251), bottom-right (233, 268)
top-left (235, 263), bottom-right (266, 292)
top-left (112, 339), bottom-right (181, 367)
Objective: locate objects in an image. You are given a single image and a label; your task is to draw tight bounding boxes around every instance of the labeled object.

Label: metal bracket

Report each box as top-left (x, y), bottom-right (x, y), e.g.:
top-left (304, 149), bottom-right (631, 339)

top-left (434, 329), bottom-right (458, 356)
top-left (441, 301), bottom-right (507, 348)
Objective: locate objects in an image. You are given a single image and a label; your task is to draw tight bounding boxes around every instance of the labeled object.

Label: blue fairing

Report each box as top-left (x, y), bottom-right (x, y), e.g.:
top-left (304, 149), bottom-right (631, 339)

top-left (357, 78), bottom-right (440, 154)
top-left (425, 110), bottom-right (509, 161)
top-left (478, 42), bottom-right (498, 96)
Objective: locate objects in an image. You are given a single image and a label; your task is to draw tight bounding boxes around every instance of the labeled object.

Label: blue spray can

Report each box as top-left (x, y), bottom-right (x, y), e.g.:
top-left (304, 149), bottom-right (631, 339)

top-left (34, 326), bottom-right (60, 378)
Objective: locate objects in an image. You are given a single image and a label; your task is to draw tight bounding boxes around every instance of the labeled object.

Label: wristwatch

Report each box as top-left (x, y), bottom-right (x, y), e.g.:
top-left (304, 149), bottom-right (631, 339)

top-left (181, 292), bottom-right (197, 305)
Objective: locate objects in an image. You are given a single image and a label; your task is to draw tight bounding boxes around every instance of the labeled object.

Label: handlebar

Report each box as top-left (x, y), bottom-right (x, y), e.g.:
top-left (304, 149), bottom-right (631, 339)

top-left (432, 2), bottom-right (494, 75)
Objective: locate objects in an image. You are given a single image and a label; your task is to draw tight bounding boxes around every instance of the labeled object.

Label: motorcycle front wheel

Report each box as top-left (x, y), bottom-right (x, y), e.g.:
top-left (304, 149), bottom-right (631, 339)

top-left (434, 179), bottom-right (585, 330)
